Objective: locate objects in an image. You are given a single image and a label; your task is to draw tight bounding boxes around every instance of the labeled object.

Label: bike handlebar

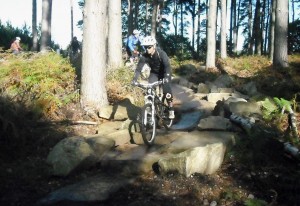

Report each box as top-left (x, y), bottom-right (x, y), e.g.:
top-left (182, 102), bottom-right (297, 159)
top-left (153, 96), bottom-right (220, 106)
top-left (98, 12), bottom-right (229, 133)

top-left (133, 79), bottom-right (168, 89)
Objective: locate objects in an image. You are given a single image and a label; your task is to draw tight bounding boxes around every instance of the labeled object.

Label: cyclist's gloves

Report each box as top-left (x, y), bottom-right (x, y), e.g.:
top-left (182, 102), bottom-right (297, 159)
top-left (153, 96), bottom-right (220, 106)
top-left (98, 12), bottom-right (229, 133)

top-left (131, 80), bottom-right (138, 86)
top-left (163, 73), bottom-right (171, 83)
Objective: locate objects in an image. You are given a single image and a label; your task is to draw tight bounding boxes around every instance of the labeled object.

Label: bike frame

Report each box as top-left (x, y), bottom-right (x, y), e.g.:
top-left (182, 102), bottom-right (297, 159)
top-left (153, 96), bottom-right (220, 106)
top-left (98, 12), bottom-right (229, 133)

top-left (135, 79), bottom-right (173, 145)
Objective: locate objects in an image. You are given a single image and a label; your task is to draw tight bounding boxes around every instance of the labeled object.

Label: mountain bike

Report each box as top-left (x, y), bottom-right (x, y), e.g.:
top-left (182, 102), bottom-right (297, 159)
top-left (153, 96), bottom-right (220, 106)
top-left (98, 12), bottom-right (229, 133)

top-left (134, 79), bottom-right (174, 145)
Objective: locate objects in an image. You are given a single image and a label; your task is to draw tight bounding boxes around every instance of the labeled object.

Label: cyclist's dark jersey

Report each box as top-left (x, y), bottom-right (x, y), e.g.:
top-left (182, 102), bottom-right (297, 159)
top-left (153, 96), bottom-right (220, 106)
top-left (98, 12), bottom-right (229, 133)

top-left (134, 47), bottom-right (171, 80)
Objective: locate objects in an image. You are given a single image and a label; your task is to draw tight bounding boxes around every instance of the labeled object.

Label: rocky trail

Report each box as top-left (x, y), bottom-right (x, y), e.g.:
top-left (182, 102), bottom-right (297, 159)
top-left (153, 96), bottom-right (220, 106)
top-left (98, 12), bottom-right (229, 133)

top-left (35, 74), bottom-right (291, 206)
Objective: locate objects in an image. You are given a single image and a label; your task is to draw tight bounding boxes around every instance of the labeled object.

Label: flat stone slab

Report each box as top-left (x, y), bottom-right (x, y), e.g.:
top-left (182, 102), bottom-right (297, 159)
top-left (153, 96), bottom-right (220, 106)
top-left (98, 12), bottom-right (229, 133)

top-left (171, 111), bottom-right (202, 131)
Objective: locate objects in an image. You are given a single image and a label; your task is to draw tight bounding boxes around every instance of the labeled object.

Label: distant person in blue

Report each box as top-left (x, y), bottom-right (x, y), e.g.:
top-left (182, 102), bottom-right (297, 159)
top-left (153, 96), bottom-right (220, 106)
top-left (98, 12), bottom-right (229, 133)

top-left (126, 29), bottom-right (143, 64)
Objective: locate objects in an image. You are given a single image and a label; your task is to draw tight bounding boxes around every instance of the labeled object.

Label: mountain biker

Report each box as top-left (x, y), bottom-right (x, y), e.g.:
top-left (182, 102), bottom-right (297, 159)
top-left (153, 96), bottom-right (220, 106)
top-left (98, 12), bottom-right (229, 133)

top-left (126, 29), bottom-right (143, 64)
top-left (132, 36), bottom-right (175, 119)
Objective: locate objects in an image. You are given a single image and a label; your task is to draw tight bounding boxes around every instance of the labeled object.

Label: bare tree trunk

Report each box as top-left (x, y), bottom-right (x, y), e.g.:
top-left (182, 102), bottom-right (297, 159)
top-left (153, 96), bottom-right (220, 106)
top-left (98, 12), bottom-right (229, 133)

top-left (32, 0), bottom-right (38, 51)
top-left (248, 0), bottom-right (253, 54)
top-left (134, 0), bottom-right (140, 29)
top-left (263, 0), bottom-right (269, 54)
top-left (274, 0), bottom-right (288, 69)
top-left (173, 0), bottom-right (178, 37)
top-left (196, 0), bottom-right (201, 56)
top-left (253, 0), bottom-right (261, 55)
top-left (232, 0), bottom-right (237, 55)
top-left (191, 0), bottom-right (196, 53)
top-left (206, 0), bottom-right (217, 69)
top-left (108, 0), bottom-right (122, 69)
top-left (180, 1), bottom-right (184, 55)
top-left (292, 0), bottom-right (295, 22)
top-left (269, 0), bottom-right (276, 61)
top-left (229, 0), bottom-right (234, 54)
top-left (70, 0), bottom-right (74, 40)
top-left (40, 0), bottom-right (52, 52)
top-left (128, 0), bottom-right (134, 36)
top-left (236, 0), bottom-right (241, 53)
top-left (81, 0), bottom-right (109, 110)
top-left (151, 0), bottom-right (158, 38)
top-left (220, 0), bottom-right (227, 59)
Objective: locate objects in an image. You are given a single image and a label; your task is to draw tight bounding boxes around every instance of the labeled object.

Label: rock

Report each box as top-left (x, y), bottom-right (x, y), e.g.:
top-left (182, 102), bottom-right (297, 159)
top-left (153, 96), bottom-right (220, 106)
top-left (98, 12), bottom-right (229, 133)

top-left (46, 136), bottom-right (115, 176)
top-left (38, 174), bottom-right (135, 204)
top-left (229, 101), bottom-right (262, 117)
top-left (158, 143), bottom-right (227, 177)
top-left (197, 83), bottom-right (210, 93)
top-left (198, 116), bottom-right (232, 131)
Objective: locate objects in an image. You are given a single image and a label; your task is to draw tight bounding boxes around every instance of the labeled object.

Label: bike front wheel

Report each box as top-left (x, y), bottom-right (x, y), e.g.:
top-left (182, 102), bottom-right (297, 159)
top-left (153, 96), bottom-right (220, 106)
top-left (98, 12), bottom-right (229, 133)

top-left (140, 103), bottom-right (157, 145)
top-left (162, 104), bottom-right (173, 129)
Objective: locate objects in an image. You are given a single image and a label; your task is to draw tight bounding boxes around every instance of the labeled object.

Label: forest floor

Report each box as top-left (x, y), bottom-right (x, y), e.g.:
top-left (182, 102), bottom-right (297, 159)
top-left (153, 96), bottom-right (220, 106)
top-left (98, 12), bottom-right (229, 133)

top-left (1, 55), bottom-right (300, 206)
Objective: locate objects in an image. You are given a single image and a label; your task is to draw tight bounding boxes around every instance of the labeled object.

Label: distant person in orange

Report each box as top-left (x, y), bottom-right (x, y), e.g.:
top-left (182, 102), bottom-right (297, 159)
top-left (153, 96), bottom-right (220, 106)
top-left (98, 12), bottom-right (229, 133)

top-left (10, 37), bottom-right (22, 54)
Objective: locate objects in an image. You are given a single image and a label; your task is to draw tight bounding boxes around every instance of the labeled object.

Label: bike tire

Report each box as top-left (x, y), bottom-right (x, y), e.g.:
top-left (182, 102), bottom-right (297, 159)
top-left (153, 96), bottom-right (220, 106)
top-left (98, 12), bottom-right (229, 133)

top-left (161, 103), bottom-right (173, 129)
top-left (140, 103), bottom-right (157, 145)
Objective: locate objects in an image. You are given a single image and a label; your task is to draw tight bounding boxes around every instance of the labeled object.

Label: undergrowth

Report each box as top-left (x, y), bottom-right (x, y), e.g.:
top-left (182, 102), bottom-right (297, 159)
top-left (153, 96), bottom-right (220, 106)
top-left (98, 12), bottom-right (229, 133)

top-left (106, 66), bottom-right (145, 106)
top-left (0, 52), bottom-right (79, 120)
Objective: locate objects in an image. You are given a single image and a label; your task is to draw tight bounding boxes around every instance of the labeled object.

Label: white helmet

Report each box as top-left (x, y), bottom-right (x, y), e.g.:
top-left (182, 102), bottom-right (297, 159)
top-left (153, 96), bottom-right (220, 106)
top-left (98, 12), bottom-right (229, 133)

top-left (133, 29), bottom-right (140, 35)
top-left (16, 37), bottom-right (21, 41)
top-left (141, 36), bottom-right (157, 46)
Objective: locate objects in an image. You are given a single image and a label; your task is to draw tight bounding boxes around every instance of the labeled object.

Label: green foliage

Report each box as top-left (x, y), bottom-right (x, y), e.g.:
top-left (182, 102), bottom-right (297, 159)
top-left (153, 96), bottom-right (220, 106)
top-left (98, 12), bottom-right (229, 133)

top-left (244, 198), bottom-right (268, 206)
top-left (261, 98), bottom-right (280, 121)
top-left (159, 34), bottom-right (193, 59)
top-left (0, 20), bottom-right (32, 51)
top-left (273, 97), bottom-right (292, 112)
top-left (261, 97), bottom-right (295, 123)
top-left (288, 19), bottom-right (300, 53)
top-left (0, 52), bottom-right (79, 119)
top-left (220, 190), bottom-right (242, 202)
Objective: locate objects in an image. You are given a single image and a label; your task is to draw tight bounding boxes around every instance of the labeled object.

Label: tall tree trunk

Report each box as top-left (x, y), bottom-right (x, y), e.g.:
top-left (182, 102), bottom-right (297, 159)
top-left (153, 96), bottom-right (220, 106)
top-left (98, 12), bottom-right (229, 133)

top-left (269, 0), bottom-right (276, 61)
top-left (81, 0), bottom-right (108, 110)
top-left (206, 0), bottom-right (217, 69)
top-left (292, 0), bottom-right (295, 22)
top-left (220, 0), bottom-right (227, 59)
top-left (263, 0), bottom-right (269, 54)
top-left (229, 0), bottom-right (234, 54)
top-left (273, 0), bottom-right (288, 69)
top-left (128, 0), bottom-right (134, 36)
top-left (172, 0), bottom-right (178, 53)
top-left (70, 0), bottom-right (74, 40)
top-left (196, 0), bottom-right (201, 56)
top-left (180, 1), bottom-right (184, 55)
top-left (151, 0), bottom-right (158, 38)
top-left (108, 0), bottom-right (122, 69)
top-left (173, 0), bottom-right (178, 37)
top-left (232, 0), bottom-right (237, 55)
top-left (248, 0), bottom-right (253, 54)
top-left (253, 0), bottom-right (262, 55)
top-left (134, 0), bottom-right (139, 29)
top-left (40, 0), bottom-right (52, 52)
top-left (236, 0), bottom-right (241, 52)
top-left (32, 0), bottom-right (38, 51)
top-left (191, 0), bottom-right (196, 54)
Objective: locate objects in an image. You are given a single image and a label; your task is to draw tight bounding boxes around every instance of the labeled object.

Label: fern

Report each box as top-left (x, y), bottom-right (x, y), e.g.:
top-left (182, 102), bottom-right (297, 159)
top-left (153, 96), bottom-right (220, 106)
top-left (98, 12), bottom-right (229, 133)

top-left (244, 198), bottom-right (268, 206)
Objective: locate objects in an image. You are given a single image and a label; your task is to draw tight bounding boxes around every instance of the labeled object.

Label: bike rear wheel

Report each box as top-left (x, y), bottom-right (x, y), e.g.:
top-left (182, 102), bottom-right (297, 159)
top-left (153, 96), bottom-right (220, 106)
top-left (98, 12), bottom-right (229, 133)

top-left (140, 103), bottom-right (157, 145)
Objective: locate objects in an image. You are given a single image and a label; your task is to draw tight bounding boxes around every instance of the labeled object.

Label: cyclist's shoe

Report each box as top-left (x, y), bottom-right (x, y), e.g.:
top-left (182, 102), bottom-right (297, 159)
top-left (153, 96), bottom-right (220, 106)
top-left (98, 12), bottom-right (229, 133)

top-left (169, 109), bottom-right (175, 119)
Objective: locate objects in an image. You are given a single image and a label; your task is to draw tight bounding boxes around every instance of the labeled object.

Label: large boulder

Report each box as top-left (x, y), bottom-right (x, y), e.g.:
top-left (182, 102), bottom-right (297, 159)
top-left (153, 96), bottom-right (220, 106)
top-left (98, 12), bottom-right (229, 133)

top-left (47, 136), bottom-right (115, 176)
top-left (158, 142), bottom-right (226, 177)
